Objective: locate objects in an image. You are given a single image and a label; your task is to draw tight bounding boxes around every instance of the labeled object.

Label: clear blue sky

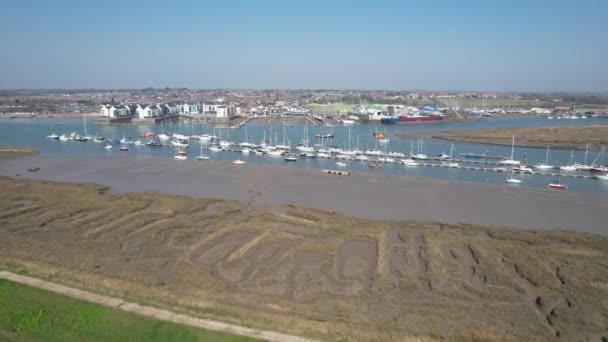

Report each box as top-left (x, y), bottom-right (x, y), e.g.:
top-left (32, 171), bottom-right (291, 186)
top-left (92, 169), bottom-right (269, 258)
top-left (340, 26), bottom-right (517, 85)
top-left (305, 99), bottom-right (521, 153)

top-left (1, 0), bottom-right (606, 91)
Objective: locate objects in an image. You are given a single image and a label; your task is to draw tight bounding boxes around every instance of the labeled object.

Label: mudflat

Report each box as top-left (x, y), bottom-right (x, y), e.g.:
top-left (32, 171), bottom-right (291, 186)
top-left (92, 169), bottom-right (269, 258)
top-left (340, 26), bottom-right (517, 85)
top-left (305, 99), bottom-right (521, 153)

top-left (1, 154), bottom-right (607, 235)
top-left (0, 176), bottom-right (607, 341)
top-left (428, 125), bottom-right (608, 150)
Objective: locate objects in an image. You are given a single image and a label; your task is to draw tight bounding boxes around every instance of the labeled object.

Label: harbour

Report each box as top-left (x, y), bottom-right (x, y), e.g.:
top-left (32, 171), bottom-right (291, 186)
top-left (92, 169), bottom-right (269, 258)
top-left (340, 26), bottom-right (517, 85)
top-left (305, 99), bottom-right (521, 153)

top-left (3, 116), bottom-right (608, 195)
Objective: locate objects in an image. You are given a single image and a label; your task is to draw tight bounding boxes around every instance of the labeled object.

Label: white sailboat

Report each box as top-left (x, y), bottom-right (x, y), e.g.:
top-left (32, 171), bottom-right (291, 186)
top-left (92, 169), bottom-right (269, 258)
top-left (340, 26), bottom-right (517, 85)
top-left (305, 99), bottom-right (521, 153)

top-left (81, 113), bottom-right (93, 141)
top-left (196, 140), bottom-right (210, 160)
top-left (447, 143), bottom-right (459, 167)
top-left (498, 136), bottom-right (521, 165)
top-left (505, 170), bottom-right (522, 184)
top-left (560, 149), bottom-right (578, 171)
top-left (413, 138), bottom-right (428, 160)
top-left (534, 146), bottom-right (554, 170)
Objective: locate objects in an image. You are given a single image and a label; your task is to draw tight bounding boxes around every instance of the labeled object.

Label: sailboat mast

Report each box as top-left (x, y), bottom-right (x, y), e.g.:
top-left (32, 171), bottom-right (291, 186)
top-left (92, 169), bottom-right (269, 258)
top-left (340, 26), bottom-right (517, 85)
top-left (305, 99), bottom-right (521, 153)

top-left (584, 144), bottom-right (589, 165)
top-left (510, 136), bottom-right (515, 160)
top-left (545, 146), bottom-right (550, 164)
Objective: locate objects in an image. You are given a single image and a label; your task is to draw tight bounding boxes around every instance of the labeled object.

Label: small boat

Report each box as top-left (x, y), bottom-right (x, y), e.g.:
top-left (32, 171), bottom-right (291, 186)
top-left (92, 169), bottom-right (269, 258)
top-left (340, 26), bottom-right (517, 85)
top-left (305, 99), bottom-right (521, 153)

top-left (209, 146), bottom-right (223, 152)
top-left (437, 153), bottom-right (450, 161)
top-left (233, 159), bottom-right (245, 164)
top-left (119, 138), bottom-right (134, 145)
top-left (336, 162), bottom-right (347, 167)
top-left (59, 134), bottom-right (71, 141)
top-left (412, 153), bottom-right (428, 160)
top-left (140, 132), bottom-right (155, 138)
top-left (196, 155), bottom-right (210, 160)
top-left (548, 183), bottom-right (567, 190)
top-left (355, 155), bottom-right (370, 161)
top-left (105, 144), bottom-right (112, 150)
top-left (134, 140), bottom-right (145, 146)
top-left (497, 136), bottom-right (521, 166)
top-left (241, 147), bottom-right (251, 154)
top-left (315, 133), bottom-right (334, 139)
top-left (378, 138), bottom-right (390, 144)
top-left (505, 171), bottom-right (522, 184)
top-left (461, 153), bottom-right (485, 159)
top-left (157, 133), bottom-right (171, 141)
top-left (93, 136), bottom-right (106, 143)
top-left (446, 143), bottom-right (458, 167)
top-left (266, 150), bottom-right (284, 156)
top-left (304, 153), bottom-right (317, 158)
top-left (174, 151), bottom-right (187, 160)
top-left (595, 174), bottom-right (608, 181)
top-left (46, 133), bottom-right (60, 139)
top-left (513, 166), bottom-right (534, 174)
top-left (387, 152), bottom-right (405, 158)
top-left (145, 141), bottom-right (163, 147)
top-left (547, 116), bottom-right (554, 120)
top-left (401, 159), bottom-right (419, 167)
top-left (119, 146), bottom-right (129, 151)
top-left (317, 152), bottom-right (329, 158)
top-left (368, 163), bottom-right (383, 169)
top-left (284, 155), bottom-right (298, 162)
top-left (173, 133), bottom-right (190, 140)
top-left (493, 167), bottom-right (508, 172)
top-left (171, 139), bottom-right (189, 148)
top-left (365, 149), bottom-right (384, 156)
top-left (548, 169), bottom-right (567, 190)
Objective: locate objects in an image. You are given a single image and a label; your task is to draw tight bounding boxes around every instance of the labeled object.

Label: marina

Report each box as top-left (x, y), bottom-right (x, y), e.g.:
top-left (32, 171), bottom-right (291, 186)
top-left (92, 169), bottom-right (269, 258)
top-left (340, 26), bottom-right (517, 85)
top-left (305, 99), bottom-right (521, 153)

top-left (3, 117), bottom-right (608, 195)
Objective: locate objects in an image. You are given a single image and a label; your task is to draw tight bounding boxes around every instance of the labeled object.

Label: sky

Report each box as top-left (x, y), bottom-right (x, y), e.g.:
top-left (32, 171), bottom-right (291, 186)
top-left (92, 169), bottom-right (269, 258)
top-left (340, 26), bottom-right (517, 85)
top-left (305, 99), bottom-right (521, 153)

top-left (0, 0), bottom-right (607, 92)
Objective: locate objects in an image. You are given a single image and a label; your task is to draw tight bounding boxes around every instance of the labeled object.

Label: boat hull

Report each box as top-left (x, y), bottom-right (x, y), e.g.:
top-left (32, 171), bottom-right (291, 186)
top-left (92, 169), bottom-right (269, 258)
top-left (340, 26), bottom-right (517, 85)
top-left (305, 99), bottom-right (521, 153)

top-left (381, 115), bottom-right (445, 125)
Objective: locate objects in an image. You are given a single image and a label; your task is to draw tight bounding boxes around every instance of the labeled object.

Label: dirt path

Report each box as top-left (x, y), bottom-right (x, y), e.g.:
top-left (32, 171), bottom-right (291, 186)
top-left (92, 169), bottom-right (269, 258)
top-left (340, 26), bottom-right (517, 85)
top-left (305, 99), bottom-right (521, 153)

top-left (0, 271), bottom-right (318, 342)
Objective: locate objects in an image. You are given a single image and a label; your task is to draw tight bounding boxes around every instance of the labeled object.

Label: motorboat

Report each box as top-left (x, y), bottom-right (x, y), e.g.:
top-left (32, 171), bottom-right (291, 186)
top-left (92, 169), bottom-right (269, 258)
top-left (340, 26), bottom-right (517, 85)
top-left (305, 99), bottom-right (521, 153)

top-left (174, 151), bottom-right (187, 160)
top-left (595, 174), bottom-right (608, 181)
top-left (388, 152), bottom-right (406, 158)
top-left (46, 133), bottom-right (60, 139)
top-left (355, 155), bottom-right (370, 161)
top-left (145, 140), bottom-right (163, 147)
top-left (196, 155), bottom-right (210, 160)
top-left (233, 159), bottom-right (245, 164)
top-left (336, 162), bottom-right (347, 167)
top-left (59, 134), bottom-right (71, 141)
top-left (284, 155), bottom-right (298, 162)
top-left (208, 145), bottom-right (223, 152)
top-left (401, 159), bottom-right (419, 167)
top-left (93, 136), bottom-right (106, 143)
top-left (316, 152), bottom-right (329, 158)
top-left (134, 140), bottom-right (145, 146)
top-left (104, 144), bottom-right (112, 150)
top-left (171, 139), bottom-right (189, 148)
top-left (368, 163), bottom-right (383, 169)
top-left (513, 166), bottom-right (534, 174)
top-left (157, 133), bottom-right (171, 141)
top-left (119, 146), bottom-right (129, 151)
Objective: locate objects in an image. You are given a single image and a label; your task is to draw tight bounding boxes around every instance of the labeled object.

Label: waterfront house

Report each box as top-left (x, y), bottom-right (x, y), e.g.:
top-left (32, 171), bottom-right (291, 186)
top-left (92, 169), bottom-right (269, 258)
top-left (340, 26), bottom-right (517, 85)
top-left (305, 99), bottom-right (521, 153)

top-left (139, 104), bottom-right (162, 118)
top-left (162, 103), bottom-right (181, 116)
top-left (180, 103), bottom-right (200, 114)
top-left (100, 104), bottom-right (130, 118)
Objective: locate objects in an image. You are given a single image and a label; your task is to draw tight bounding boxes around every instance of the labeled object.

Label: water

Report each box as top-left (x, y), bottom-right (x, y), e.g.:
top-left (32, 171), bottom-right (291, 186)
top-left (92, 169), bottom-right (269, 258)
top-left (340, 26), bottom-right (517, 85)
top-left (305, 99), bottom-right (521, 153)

top-left (2, 117), bottom-right (608, 195)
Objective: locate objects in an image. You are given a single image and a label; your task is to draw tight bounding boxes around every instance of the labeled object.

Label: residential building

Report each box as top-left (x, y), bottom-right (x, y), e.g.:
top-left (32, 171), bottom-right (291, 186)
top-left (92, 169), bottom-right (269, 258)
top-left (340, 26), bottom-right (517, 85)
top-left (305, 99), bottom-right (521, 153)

top-left (100, 104), bottom-right (130, 118)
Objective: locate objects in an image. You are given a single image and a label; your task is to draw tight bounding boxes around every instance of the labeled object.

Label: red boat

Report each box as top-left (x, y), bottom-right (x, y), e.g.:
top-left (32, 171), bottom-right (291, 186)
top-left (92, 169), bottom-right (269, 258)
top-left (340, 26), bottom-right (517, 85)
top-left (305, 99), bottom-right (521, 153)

top-left (548, 183), bottom-right (567, 190)
top-left (368, 163), bottom-right (383, 169)
top-left (140, 132), bottom-right (155, 138)
top-left (119, 146), bottom-right (129, 151)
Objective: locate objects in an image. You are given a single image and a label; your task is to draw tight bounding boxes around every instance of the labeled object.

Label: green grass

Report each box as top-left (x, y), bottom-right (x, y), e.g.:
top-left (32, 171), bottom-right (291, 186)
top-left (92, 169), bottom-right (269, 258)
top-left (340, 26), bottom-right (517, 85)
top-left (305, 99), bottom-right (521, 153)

top-left (0, 279), bottom-right (258, 342)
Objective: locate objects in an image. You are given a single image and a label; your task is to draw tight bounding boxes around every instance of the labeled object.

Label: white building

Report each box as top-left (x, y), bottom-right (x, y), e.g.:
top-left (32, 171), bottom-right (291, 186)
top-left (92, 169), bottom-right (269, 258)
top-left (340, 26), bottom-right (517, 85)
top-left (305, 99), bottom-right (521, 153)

top-left (138, 105), bottom-right (162, 119)
top-left (180, 103), bottom-right (200, 114)
top-left (100, 105), bottom-right (130, 118)
top-left (203, 103), bottom-right (235, 118)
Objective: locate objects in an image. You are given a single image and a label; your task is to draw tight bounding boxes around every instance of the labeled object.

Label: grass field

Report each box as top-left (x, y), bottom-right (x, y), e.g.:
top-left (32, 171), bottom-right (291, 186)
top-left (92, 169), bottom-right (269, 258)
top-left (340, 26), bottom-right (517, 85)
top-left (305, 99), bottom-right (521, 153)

top-left (308, 103), bottom-right (353, 113)
top-left (0, 279), bottom-right (256, 342)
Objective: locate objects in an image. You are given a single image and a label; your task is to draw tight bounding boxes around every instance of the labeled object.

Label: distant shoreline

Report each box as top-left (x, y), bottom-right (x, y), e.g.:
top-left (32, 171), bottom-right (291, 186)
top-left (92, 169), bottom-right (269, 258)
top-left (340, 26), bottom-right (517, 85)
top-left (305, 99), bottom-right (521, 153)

top-left (394, 124), bottom-right (608, 151)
